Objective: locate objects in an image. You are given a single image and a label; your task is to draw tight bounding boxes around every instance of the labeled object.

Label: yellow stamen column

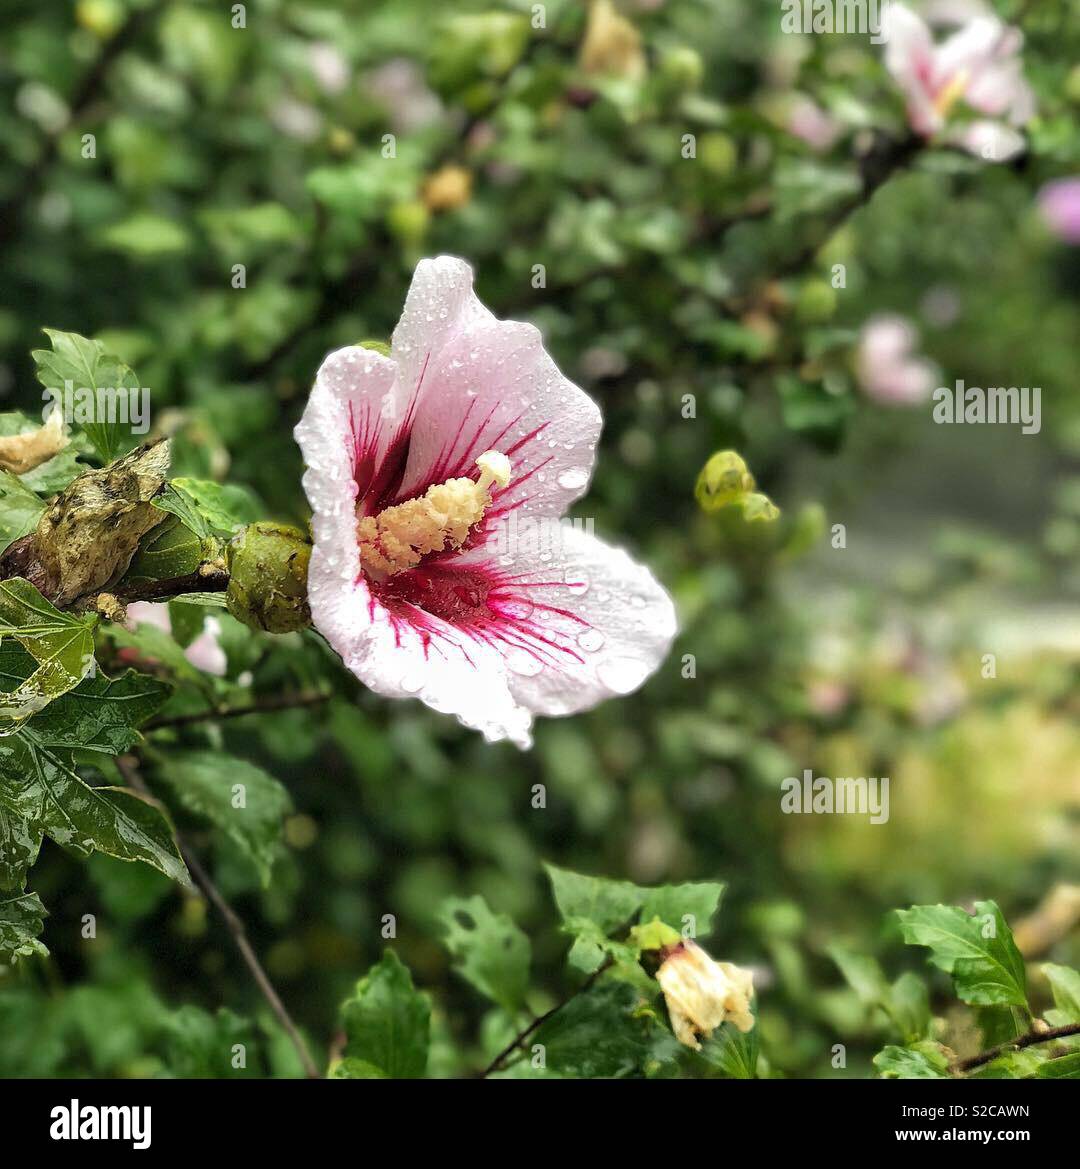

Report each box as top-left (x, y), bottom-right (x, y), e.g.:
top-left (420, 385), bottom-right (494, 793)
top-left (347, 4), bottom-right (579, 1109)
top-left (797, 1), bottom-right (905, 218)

top-left (357, 449), bottom-right (512, 578)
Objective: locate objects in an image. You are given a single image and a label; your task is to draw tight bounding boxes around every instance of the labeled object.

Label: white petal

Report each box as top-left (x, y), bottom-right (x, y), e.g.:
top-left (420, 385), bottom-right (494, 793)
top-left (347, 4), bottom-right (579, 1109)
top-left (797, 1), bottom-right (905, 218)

top-left (395, 316), bottom-right (602, 526)
top-left (953, 119), bottom-right (1026, 162)
top-left (389, 255), bottom-right (494, 418)
top-left (460, 522), bottom-right (677, 718)
top-left (882, 5), bottom-right (943, 135)
top-left (312, 573), bottom-right (535, 748)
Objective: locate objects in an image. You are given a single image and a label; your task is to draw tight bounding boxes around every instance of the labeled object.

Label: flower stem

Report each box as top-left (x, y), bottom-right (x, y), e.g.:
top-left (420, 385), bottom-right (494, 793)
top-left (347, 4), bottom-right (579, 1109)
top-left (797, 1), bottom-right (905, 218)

top-left (145, 690), bottom-right (332, 730)
top-left (116, 755), bottom-right (321, 1079)
top-left (115, 568), bottom-right (229, 603)
top-left (954, 1022), bottom-right (1080, 1073)
top-left (481, 956), bottom-right (615, 1077)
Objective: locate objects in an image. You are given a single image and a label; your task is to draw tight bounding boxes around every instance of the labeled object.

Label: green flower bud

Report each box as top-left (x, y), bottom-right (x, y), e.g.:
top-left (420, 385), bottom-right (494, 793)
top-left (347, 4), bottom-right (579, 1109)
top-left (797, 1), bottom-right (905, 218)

top-left (226, 523), bottom-right (311, 634)
top-left (694, 450), bottom-right (756, 512)
top-left (699, 132), bottom-right (738, 177)
top-left (630, 917), bottom-right (683, 952)
top-left (795, 279), bottom-right (838, 324)
top-left (659, 46), bottom-right (704, 89)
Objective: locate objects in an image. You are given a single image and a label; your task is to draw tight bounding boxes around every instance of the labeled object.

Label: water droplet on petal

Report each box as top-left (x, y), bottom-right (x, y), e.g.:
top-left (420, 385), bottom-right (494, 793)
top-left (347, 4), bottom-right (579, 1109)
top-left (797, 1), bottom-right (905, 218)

top-left (505, 648), bottom-right (543, 677)
top-left (557, 467), bottom-right (589, 491)
top-left (596, 655), bottom-right (649, 694)
top-left (577, 629), bottom-right (605, 652)
top-left (563, 570), bottom-right (588, 596)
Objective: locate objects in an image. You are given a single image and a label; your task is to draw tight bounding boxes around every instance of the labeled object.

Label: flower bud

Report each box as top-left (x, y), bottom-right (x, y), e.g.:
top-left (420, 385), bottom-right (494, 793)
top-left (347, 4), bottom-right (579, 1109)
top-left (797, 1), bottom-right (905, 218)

top-left (226, 523), bottom-right (312, 634)
top-left (694, 450), bottom-right (755, 512)
top-left (655, 941), bottom-right (755, 1050)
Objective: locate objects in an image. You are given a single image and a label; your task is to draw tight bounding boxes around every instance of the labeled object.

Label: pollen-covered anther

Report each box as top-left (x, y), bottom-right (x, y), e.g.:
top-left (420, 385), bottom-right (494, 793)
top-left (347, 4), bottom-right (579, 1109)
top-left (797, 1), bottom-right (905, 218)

top-left (357, 449), bottom-right (512, 577)
top-left (933, 68), bottom-right (971, 117)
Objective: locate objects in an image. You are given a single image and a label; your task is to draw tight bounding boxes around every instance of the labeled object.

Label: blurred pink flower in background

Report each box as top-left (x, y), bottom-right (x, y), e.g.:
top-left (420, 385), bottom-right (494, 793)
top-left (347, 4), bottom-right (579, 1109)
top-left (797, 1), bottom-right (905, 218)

top-left (125, 602), bottom-right (227, 677)
top-left (787, 95), bottom-right (841, 152)
top-left (1038, 177), bottom-right (1080, 244)
top-left (364, 60), bottom-right (442, 133)
top-left (856, 315), bottom-right (938, 406)
top-left (883, 2), bottom-right (1034, 161)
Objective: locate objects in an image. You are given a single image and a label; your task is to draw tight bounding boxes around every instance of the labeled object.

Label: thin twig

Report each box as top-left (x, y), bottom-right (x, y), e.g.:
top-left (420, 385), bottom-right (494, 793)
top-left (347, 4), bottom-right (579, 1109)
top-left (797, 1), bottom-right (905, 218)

top-left (954, 1022), bottom-right (1080, 1073)
top-left (115, 569), bottom-right (229, 603)
top-left (146, 690), bottom-right (332, 730)
top-left (482, 956), bottom-right (615, 1077)
top-left (116, 755), bottom-right (321, 1079)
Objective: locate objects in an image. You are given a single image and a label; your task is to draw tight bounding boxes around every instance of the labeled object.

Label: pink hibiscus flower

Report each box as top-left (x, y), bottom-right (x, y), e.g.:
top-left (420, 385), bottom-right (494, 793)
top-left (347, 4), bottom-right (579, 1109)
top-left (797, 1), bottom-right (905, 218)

top-left (856, 315), bottom-right (938, 406)
top-left (294, 256), bottom-right (676, 748)
top-left (883, 2), bottom-right (1035, 161)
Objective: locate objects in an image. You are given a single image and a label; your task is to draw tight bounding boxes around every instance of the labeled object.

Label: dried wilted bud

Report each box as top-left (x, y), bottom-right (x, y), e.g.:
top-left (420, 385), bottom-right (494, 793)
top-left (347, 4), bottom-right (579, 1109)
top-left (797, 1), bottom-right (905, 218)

top-left (0, 440), bottom-right (170, 606)
top-left (579, 0), bottom-right (646, 81)
top-left (226, 523), bottom-right (312, 634)
top-left (0, 409), bottom-right (69, 475)
top-left (656, 941), bottom-right (755, 1051)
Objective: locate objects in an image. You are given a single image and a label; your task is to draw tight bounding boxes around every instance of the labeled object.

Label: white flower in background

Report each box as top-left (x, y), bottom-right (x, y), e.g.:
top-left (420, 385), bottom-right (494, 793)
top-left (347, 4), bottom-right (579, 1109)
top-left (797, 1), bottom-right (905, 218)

top-left (308, 43), bottom-right (350, 96)
top-left (883, 2), bottom-right (1035, 162)
top-left (295, 256), bottom-right (676, 749)
top-left (363, 60), bottom-right (442, 133)
top-left (656, 941), bottom-right (755, 1050)
top-left (856, 314), bottom-right (938, 406)
top-left (124, 602), bottom-right (227, 677)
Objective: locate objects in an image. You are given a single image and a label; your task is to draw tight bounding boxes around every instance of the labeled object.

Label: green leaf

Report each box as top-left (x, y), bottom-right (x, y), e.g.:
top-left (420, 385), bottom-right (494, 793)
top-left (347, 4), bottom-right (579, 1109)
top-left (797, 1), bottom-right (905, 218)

top-left (0, 735), bottom-right (187, 885)
top-left (0, 578), bottom-right (97, 729)
top-left (439, 895), bottom-right (531, 1014)
top-left (698, 1014), bottom-right (760, 1078)
top-left (828, 944), bottom-right (930, 1042)
top-left (0, 806), bottom-right (43, 892)
top-left (776, 373), bottom-right (854, 452)
top-left (0, 890), bottom-right (48, 964)
top-left (330, 1057), bottom-right (388, 1079)
top-left (1038, 1053), bottom-right (1080, 1078)
top-left (1042, 964), bottom-right (1080, 1022)
top-left (151, 478), bottom-right (260, 539)
top-left (161, 1006), bottom-right (258, 1078)
top-left (873, 1041), bottom-right (951, 1079)
top-left (124, 516), bottom-right (210, 585)
top-left (640, 881), bottom-right (725, 941)
top-left (0, 644), bottom-right (171, 755)
top-left (101, 213), bottom-right (192, 259)
top-left (888, 972), bottom-right (932, 1043)
top-left (340, 951), bottom-right (430, 1079)
top-left (31, 329), bottom-right (142, 463)
top-left (491, 981), bottom-right (679, 1079)
top-left (895, 901), bottom-right (1028, 1008)
top-left (150, 750), bottom-right (291, 885)
top-left (19, 446), bottom-right (85, 496)
top-left (0, 645), bottom-right (185, 886)
top-left (545, 862), bottom-right (643, 973)
top-left (0, 471), bottom-right (46, 553)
